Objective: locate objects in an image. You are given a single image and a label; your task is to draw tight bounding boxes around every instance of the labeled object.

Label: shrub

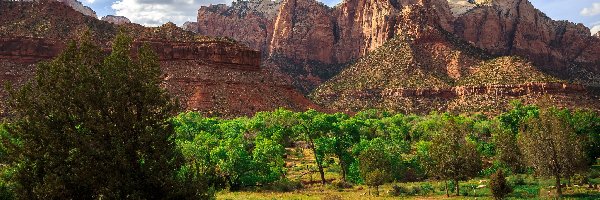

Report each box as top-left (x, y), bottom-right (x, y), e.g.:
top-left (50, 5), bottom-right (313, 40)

top-left (266, 179), bottom-right (303, 192)
top-left (420, 182), bottom-right (435, 195)
top-left (490, 169), bottom-right (512, 200)
top-left (511, 174), bottom-right (526, 186)
top-left (571, 173), bottom-right (589, 186)
top-left (390, 185), bottom-right (409, 196)
top-left (331, 180), bottom-right (353, 189)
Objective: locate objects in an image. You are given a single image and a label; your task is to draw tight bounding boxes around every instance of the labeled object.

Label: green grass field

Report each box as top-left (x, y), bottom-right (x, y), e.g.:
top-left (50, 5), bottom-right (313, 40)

top-left (216, 148), bottom-right (600, 199)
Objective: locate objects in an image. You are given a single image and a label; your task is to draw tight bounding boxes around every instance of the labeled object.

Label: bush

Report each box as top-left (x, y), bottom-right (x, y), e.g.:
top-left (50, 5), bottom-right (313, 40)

top-left (571, 173), bottom-right (589, 185)
top-left (0, 181), bottom-right (14, 200)
top-left (390, 185), bottom-right (409, 196)
top-left (511, 174), bottom-right (526, 186)
top-left (420, 182), bottom-right (435, 195)
top-left (265, 179), bottom-right (303, 192)
top-left (331, 180), bottom-right (353, 189)
top-left (490, 169), bottom-right (512, 200)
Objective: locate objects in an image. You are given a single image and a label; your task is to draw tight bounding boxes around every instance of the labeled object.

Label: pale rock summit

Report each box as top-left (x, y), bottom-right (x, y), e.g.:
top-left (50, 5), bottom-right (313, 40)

top-left (101, 15), bottom-right (131, 25)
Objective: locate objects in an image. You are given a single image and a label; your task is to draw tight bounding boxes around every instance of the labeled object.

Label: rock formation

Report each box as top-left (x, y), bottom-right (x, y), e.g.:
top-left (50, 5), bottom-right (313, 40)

top-left (193, 0), bottom-right (600, 92)
top-left (182, 21), bottom-right (199, 33)
top-left (17, 0), bottom-right (97, 17)
top-left (310, 2), bottom-right (600, 114)
top-left (453, 0), bottom-right (600, 73)
top-left (197, 0), bottom-right (282, 54)
top-left (101, 15), bottom-right (131, 25)
top-left (0, 1), bottom-right (318, 117)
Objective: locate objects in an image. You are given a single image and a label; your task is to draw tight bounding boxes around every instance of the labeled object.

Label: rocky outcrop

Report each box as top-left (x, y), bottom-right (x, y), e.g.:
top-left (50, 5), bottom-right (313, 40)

top-left (101, 15), bottom-right (131, 25)
top-left (197, 0), bottom-right (282, 54)
top-left (182, 21), bottom-right (199, 33)
top-left (0, 37), bottom-right (260, 69)
top-left (269, 0), bottom-right (335, 63)
top-left (194, 0), bottom-right (600, 90)
top-left (0, 1), bottom-right (318, 117)
top-left (195, 0), bottom-right (456, 92)
top-left (56, 0), bottom-right (96, 17)
top-left (19, 0), bottom-right (97, 17)
top-left (452, 0), bottom-right (600, 72)
top-left (0, 37), bottom-right (64, 63)
top-left (0, 36), bottom-right (316, 117)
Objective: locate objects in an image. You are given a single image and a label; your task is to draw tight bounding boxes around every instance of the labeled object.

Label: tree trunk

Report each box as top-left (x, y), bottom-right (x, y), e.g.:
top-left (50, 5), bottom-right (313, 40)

top-left (375, 185), bottom-right (379, 196)
top-left (555, 174), bottom-right (562, 197)
top-left (455, 179), bottom-right (460, 196)
top-left (318, 164), bottom-right (326, 185)
top-left (308, 138), bottom-right (326, 185)
top-left (340, 161), bottom-right (347, 182)
top-left (445, 180), bottom-right (449, 197)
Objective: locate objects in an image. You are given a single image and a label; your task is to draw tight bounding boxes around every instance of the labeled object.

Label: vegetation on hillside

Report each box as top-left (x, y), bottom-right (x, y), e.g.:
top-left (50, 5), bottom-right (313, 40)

top-left (457, 56), bottom-right (561, 86)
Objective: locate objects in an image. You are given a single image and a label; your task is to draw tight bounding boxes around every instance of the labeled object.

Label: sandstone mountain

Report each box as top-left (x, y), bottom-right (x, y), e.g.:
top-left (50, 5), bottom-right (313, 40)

top-left (0, 1), bottom-right (319, 117)
top-left (194, 0), bottom-right (600, 114)
top-left (310, 3), bottom-right (598, 114)
top-left (194, 0), bottom-right (600, 87)
top-left (101, 15), bottom-right (131, 25)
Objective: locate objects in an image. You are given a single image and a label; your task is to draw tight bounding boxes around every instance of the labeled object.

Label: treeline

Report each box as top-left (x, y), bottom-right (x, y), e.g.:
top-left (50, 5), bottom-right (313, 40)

top-left (171, 101), bottom-right (600, 196)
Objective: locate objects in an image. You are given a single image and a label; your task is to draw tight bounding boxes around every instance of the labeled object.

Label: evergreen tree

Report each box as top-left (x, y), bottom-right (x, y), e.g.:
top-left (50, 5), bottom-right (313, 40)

top-left (4, 32), bottom-right (208, 199)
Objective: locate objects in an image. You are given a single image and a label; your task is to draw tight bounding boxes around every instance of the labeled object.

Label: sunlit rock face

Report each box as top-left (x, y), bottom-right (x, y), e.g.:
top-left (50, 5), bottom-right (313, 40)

top-left (101, 15), bottom-right (131, 25)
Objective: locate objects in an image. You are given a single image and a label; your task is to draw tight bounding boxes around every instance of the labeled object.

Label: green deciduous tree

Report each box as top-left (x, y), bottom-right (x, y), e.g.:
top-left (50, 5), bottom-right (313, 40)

top-left (426, 117), bottom-right (482, 197)
top-left (518, 106), bottom-right (587, 197)
top-left (292, 110), bottom-right (336, 185)
top-left (4, 32), bottom-right (207, 199)
top-left (358, 138), bottom-right (391, 196)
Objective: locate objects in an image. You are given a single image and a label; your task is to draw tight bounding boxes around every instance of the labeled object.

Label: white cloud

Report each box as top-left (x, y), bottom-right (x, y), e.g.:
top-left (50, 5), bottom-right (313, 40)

top-left (84, 0), bottom-right (95, 3)
top-left (581, 3), bottom-right (600, 16)
top-left (591, 25), bottom-right (600, 35)
top-left (111, 0), bottom-right (232, 27)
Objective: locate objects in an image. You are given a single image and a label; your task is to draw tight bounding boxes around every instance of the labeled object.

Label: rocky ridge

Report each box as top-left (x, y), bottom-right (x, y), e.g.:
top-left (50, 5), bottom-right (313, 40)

top-left (193, 0), bottom-right (600, 91)
top-left (101, 15), bottom-right (131, 25)
top-left (310, 2), bottom-right (600, 114)
top-left (452, 0), bottom-right (600, 73)
top-left (0, 1), bottom-right (318, 117)
top-left (16, 0), bottom-right (97, 17)
top-left (197, 0), bottom-right (282, 53)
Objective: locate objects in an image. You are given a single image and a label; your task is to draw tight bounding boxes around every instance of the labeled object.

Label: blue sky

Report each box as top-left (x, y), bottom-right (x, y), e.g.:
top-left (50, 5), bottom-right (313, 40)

top-left (82, 0), bottom-right (600, 34)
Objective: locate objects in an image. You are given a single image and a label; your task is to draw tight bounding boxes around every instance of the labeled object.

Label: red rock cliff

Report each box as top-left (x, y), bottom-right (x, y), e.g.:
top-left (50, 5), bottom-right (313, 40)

top-left (452, 0), bottom-right (600, 72)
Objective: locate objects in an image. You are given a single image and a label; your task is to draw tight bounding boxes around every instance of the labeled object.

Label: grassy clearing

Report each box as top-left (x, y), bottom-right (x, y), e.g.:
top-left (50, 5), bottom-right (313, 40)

top-left (217, 147), bottom-right (600, 199)
top-left (217, 178), bottom-right (600, 200)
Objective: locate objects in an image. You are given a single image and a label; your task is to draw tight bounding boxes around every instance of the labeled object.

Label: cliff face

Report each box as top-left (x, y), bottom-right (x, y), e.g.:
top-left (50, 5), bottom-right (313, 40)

top-left (182, 22), bottom-right (199, 33)
top-left (195, 0), bottom-right (600, 87)
top-left (310, 3), bottom-right (600, 114)
top-left (196, 0), bottom-right (455, 93)
top-left (452, 0), bottom-right (600, 72)
top-left (197, 0), bottom-right (282, 54)
top-left (101, 15), bottom-right (131, 25)
top-left (269, 0), bottom-right (335, 63)
top-left (18, 0), bottom-right (97, 17)
top-left (0, 1), bottom-right (318, 117)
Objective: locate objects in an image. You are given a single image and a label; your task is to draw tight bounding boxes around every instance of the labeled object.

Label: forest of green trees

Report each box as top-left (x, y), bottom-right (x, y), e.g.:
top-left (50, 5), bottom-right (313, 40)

top-left (0, 32), bottom-right (598, 199)
top-left (168, 103), bottom-right (600, 197)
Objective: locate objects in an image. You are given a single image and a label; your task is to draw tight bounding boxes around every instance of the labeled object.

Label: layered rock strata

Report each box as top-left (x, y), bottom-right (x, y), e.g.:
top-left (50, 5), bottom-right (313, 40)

top-left (0, 1), bottom-right (318, 117)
